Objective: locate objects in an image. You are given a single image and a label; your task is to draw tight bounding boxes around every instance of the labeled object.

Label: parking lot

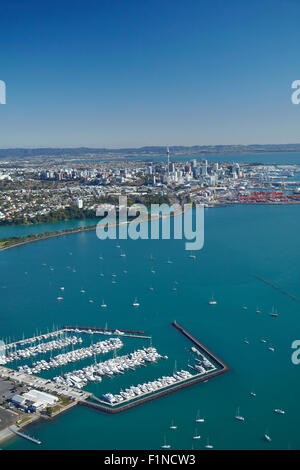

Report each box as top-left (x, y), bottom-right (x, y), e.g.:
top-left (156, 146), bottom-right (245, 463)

top-left (0, 406), bottom-right (17, 431)
top-left (0, 379), bottom-right (27, 403)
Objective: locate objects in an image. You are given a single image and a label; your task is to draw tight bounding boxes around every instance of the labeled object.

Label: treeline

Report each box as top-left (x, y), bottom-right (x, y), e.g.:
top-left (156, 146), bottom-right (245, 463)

top-left (0, 207), bottom-right (96, 226)
top-left (0, 195), bottom-right (171, 226)
top-left (0, 225), bottom-right (97, 247)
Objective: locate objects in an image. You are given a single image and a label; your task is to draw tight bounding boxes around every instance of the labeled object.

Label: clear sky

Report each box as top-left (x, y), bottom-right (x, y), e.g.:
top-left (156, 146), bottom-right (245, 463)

top-left (0, 0), bottom-right (300, 148)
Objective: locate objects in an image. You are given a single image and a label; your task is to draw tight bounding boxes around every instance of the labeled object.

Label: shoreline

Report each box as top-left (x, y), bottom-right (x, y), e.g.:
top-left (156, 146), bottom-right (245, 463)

top-left (0, 206), bottom-right (186, 252)
top-left (1, 201), bottom-right (300, 252)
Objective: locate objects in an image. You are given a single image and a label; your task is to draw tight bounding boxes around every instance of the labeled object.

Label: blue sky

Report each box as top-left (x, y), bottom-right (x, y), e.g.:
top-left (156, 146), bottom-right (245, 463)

top-left (0, 0), bottom-right (300, 147)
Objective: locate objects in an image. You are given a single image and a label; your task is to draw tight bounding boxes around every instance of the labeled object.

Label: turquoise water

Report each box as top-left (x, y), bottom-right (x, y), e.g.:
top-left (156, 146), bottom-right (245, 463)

top-left (0, 218), bottom-right (99, 239)
top-left (1, 205), bottom-right (300, 450)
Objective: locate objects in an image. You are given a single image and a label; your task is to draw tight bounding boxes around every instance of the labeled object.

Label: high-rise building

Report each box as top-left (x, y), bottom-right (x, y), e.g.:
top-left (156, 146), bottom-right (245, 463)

top-left (76, 198), bottom-right (83, 209)
top-left (201, 160), bottom-right (208, 176)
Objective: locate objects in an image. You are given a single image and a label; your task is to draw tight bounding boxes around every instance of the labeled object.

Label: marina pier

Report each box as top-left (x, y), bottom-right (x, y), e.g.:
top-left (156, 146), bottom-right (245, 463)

top-left (9, 425), bottom-right (41, 445)
top-left (62, 325), bottom-right (151, 339)
top-left (172, 321), bottom-right (229, 371)
top-left (79, 322), bottom-right (229, 414)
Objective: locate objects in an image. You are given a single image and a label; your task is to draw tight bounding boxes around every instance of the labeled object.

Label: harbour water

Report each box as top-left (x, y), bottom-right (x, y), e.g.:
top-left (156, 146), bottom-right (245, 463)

top-left (1, 202), bottom-right (300, 450)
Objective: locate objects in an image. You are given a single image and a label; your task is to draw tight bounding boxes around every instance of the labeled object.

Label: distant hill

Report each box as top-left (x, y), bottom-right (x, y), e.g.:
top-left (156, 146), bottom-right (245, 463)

top-left (0, 144), bottom-right (300, 159)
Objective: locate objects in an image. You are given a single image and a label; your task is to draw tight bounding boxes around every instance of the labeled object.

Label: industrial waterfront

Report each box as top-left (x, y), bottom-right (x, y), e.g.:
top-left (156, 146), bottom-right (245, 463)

top-left (1, 203), bottom-right (300, 449)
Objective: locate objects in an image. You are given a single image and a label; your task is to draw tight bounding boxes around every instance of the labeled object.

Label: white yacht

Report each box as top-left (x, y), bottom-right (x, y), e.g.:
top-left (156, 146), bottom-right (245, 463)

top-left (193, 429), bottom-right (201, 439)
top-left (205, 438), bottom-right (213, 449)
top-left (161, 435), bottom-right (171, 449)
top-left (196, 410), bottom-right (205, 423)
top-left (264, 432), bottom-right (271, 442)
top-left (274, 409), bottom-right (285, 415)
top-left (133, 298), bottom-right (140, 307)
top-left (208, 296), bottom-right (217, 305)
top-left (270, 306), bottom-right (279, 317)
top-left (235, 407), bottom-right (245, 422)
top-left (169, 420), bottom-right (177, 430)
top-left (101, 301), bottom-right (107, 308)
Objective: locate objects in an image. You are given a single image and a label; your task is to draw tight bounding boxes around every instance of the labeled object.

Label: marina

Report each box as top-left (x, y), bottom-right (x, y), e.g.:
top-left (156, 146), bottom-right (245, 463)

top-left (78, 321), bottom-right (228, 413)
top-left (1, 203), bottom-right (300, 450)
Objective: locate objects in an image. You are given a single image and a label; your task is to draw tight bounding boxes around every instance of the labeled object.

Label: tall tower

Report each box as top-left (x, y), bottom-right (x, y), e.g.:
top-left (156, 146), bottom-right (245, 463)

top-left (167, 146), bottom-right (170, 177)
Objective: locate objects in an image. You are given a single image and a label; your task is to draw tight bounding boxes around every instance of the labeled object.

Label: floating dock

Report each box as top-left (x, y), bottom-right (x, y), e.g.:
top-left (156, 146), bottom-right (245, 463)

top-left (79, 321), bottom-right (229, 414)
top-left (62, 325), bottom-right (150, 339)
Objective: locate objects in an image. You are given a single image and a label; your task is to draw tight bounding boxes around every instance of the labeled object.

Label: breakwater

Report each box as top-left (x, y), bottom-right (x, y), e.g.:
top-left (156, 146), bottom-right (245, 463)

top-left (254, 275), bottom-right (300, 302)
top-left (79, 321), bottom-right (229, 414)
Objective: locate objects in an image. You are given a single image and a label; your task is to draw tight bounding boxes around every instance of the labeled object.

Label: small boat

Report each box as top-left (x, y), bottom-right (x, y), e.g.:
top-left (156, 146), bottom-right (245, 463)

top-left (167, 259), bottom-right (173, 264)
top-left (264, 432), bottom-right (271, 442)
top-left (235, 407), bottom-right (245, 422)
top-left (250, 391), bottom-right (256, 397)
top-left (268, 346), bottom-right (275, 352)
top-left (205, 438), bottom-right (213, 449)
top-left (195, 410), bottom-right (205, 423)
top-left (149, 287), bottom-right (154, 291)
top-left (120, 252), bottom-right (126, 257)
top-left (60, 287), bottom-right (65, 291)
top-left (274, 409), bottom-right (285, 415)
top-left (208, 296), bottom-right (217, 305)
top-left (242, 306), bottom-right (247, 310)
top-left (149, 254), bottom-right (155, 261)
top-left (193, 428), bottom-right (201, 439)
top-left (244, 339), bottom-right (250, 344)
top-left (260, 339), bottom-right (267, 343)
top-left (101, 301), bottom-right (107, 308)
top-left (169, 420), bottom-right (177, 430)
top-left (161, 435), bottom-right (171, 449)
top-left (270, 306), bottom-right (279, 317)
top-left (57, 297), bottom-right (63, 301)
top-left (80, 289), bottom-right (85, 293)
top-left (256, 307), bottom-right (261, 313)
top-left (133, 298), bottom-right (140, 307)
top-left (188, 254), bottom-right (196, 259)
